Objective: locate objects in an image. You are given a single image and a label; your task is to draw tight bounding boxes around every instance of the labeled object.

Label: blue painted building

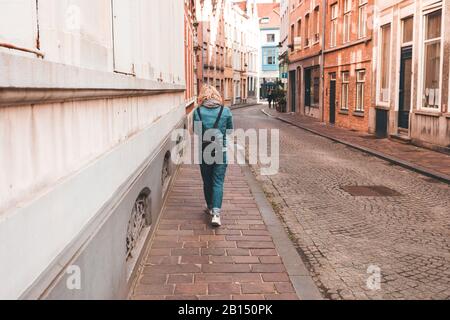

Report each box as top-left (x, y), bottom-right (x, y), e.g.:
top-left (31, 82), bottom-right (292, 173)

top-left (257, 2), bottom-right (280, 99)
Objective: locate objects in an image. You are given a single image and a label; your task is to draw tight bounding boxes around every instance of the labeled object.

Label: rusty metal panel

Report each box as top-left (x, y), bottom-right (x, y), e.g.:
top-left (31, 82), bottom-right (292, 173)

top-left (0, 0), bottom-right (38, 51)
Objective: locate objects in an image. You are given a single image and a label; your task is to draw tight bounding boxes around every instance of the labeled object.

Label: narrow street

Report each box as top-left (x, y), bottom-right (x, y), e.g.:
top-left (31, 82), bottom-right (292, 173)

top-left (234, 105), bottom-right (450, 300)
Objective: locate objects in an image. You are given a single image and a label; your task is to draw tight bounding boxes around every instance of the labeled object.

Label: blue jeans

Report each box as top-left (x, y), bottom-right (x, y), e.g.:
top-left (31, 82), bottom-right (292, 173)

top-left (200, 163), bottom-right (228, 215)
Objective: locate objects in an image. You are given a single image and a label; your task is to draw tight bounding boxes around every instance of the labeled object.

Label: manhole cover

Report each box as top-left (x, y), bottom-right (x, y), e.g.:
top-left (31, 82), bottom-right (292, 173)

top-left (341, 186), bottom-right (402, 197)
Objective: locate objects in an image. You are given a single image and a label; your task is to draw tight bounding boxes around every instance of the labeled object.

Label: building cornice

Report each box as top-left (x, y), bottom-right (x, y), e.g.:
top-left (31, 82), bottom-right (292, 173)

top-left (0, 52), bottom-right (185, 107)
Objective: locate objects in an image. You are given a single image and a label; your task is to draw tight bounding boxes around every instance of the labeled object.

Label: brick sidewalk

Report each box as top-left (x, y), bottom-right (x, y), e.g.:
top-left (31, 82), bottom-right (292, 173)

top-left (265, 109), bottom-right (450, 182)
top-left (130, 165), bottom-right (299, 300)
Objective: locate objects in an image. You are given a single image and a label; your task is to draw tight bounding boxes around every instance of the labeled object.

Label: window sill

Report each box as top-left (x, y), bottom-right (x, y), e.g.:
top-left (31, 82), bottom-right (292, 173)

top-left (375, 105), bottom-right (390, 111)
top-left (414, 110), bottom-right (442, 117)
top-left (353, 111), bottom-right (365, 117)
top-left (339, 110), bottom-right (349, 115)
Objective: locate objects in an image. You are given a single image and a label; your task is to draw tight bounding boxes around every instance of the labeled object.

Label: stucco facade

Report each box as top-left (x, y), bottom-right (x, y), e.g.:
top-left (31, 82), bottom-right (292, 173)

top-left (371, 0), bottom-right (450, 152)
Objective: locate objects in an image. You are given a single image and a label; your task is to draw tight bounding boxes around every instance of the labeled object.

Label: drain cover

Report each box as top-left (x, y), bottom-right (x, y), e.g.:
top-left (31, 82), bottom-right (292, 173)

top-left (341, 186), bottom-right (402, 197)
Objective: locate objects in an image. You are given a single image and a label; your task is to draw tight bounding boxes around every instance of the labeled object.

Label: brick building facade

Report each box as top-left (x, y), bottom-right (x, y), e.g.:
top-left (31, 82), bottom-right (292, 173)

top-left (288, 0), bottom-right (324, 120)
top-left (185, 0), bottom-right (198, 116)
top-left (196, 0), bottom-right (226, 98)
top-left (323, 0), bottom-right (373, 132)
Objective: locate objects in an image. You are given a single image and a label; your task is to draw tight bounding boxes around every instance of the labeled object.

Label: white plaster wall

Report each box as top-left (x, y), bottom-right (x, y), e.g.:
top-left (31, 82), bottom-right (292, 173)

top-left (260, 28), bottom-right (280, 47)
top-left (0, 0), bottom-right (186, 299)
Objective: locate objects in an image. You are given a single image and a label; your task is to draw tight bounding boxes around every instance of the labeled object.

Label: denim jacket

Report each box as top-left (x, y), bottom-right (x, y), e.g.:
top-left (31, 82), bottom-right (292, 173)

top-left (194, 105), bottom-right (233, 145)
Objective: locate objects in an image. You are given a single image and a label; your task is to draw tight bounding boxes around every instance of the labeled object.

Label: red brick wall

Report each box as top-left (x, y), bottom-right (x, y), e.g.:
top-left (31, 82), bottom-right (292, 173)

top-left (288, 0), bottom-right (323, 64)
top-left (184, 0), bottom-right (196, 111)
top-left (323, 0), bottom-right (373, 133)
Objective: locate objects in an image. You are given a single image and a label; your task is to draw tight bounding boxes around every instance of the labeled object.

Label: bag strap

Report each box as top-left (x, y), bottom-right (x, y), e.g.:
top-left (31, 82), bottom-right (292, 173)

top-left (196, 107), bottom-right (203, 122)
top-left (213, 106), bottom-right (224, 129)
top-left (197, 106), bottom-right (224, 130)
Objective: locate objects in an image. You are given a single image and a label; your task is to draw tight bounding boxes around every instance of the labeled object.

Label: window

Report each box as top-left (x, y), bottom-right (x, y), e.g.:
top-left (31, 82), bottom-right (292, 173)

top-left (314, 7), bottom-right (320, 43)
top-left (267, 34), bottom-right (275, 43)
top-left (402, 16), bottom-right (414, 44)
top-left (379, 24), bottom-right (391, 103)
top-left (295, 20), bottom-right (302, 50)
top-left (263, 48), bottom-right (277, 66)
top-left (343, 0), bottom-right (351, 43)
top-left (260, 17), bottom-right (270, 24)
top-left (330, 4), bottom-right (338, 47)
top-left (356, 70), bottom-right (366, 112)
top-left (290, 24), bottom-right (295, 50)
top-left (422, 10), bottom-right (442, 109)
top-left (358, 0), bottom-right (367, 39)
top-left (341, 72), bottom-right (350, 110)
top-left (305, 14), bottom-right (310, 47)
top-left (312, 67), bottom-right (320, 105)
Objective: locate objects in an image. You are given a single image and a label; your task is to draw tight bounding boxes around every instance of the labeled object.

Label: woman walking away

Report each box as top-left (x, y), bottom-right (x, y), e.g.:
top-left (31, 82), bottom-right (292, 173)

top-left (194, 85), bottom-right (233, 227)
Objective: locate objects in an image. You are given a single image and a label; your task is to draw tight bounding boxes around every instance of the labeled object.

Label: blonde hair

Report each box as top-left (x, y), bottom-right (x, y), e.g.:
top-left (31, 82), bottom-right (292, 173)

top-left (198, 84), bottom-right (223, 105)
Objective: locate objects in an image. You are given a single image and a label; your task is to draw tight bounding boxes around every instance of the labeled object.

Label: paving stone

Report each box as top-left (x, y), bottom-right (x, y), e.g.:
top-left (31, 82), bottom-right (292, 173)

top-left (174, 284), bottom-right (208, 295)
top-left (241, 283), bottom-right (276, 294)
top-left (134, 284), bottom-right (174, 296)
top-left (208, 283), bottom-right (241, 295)
top-left (131, 164), bottom-right (300, 301)
top-left (252, 264), bottom-right (286, 273)
top-left (168, 274), bottom-right (194, 284)
top-left (262, 273), bottom-right (290, 283)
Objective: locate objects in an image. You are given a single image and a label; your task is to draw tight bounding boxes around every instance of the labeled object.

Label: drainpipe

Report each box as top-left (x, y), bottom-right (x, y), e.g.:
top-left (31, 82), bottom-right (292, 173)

top-left (321, 0), bottom-right (326, 123)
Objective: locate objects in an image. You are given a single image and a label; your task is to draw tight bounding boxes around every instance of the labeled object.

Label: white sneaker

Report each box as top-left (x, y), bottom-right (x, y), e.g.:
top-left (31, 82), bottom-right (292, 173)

top-left (211, 215), bottom-right (222, 227)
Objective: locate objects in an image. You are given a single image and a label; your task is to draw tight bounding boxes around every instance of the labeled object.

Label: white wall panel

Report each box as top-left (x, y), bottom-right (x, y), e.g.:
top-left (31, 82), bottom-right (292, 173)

top-left (112, 0), bottom-right (136, 74)
top-left (0, 0), bottom-right (38, 50)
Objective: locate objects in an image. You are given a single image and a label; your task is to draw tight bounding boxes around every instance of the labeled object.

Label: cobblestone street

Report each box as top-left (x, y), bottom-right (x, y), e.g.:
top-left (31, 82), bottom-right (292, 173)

top-left (234, 105), bottom-right (450, 300)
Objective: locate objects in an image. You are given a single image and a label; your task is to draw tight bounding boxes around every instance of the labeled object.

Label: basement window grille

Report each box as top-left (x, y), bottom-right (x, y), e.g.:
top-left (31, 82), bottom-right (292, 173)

top-left (162, 151), bottom-right (172, 195)
top-left (126, 189), bottom-right (152, 261)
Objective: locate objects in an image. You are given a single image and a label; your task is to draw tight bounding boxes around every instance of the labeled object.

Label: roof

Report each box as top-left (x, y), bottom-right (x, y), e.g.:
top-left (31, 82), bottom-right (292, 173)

top-left (257, 3), bottom-right (280, 29)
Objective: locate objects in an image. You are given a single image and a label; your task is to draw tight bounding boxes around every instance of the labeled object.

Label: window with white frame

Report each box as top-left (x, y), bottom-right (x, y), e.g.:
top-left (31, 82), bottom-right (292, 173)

top-left (379, 23), bottom-right (391, 103)
top-left (343, 0), bottom-right (351, 43)
top-left (267, 33), bottom-right (275, 43)
top-left (358, 0), bottom-right (367, 39)
top-left (341, 71), bottom-right (350, 110)
top-left (330, 4), bottom-right (338, 47)
top-left (356, 70), bottom-right (366, 112)
top-left (422, 9), bottom-right (442, 109)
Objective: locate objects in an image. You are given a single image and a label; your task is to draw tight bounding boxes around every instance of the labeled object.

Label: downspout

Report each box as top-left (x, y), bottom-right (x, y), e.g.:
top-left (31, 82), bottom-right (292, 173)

top-left (321, 0), bottom-right (326, 122)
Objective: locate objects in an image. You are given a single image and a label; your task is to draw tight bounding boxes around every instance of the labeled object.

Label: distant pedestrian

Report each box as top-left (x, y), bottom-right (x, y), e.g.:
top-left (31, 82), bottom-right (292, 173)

top-left (267, 89), bottom-right (274, 109)
top-left (194, 85), bottom-right (234, 227)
